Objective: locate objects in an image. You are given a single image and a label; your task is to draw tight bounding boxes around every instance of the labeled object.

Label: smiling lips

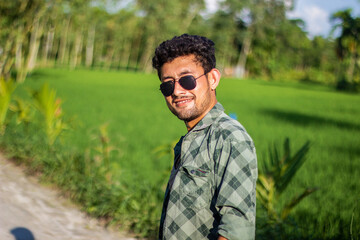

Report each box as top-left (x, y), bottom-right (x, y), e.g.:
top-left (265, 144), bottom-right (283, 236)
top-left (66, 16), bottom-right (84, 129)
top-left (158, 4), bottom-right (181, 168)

top-left (173, 97), bottom-right (194, 107)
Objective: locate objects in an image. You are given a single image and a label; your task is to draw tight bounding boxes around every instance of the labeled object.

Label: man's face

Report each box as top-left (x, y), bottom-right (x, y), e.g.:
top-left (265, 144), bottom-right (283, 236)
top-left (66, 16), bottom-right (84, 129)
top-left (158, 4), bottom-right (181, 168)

top-left (160, 55), bottom-right (214, 122)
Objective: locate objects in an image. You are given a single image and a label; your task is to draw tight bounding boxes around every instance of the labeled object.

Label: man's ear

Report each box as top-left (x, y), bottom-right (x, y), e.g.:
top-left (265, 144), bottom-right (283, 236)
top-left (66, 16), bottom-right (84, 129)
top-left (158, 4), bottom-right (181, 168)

top-left (208, 68), bottom-right (221, 90)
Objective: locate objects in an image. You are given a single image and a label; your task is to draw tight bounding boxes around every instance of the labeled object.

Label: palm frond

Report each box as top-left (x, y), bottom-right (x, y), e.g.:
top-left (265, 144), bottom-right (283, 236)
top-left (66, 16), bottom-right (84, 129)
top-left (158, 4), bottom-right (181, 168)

top-left (280, 187), bottom-right (318, 220)
top-left (277, 140), bottom-right (311, 193)
top-left (257, 137), bottom-right (314, 223)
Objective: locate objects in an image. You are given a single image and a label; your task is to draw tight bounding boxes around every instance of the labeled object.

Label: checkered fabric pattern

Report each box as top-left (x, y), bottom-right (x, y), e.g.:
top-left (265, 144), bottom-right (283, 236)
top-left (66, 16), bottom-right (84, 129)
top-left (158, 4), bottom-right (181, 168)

top-left (159, 103), bottom-right (258, 240)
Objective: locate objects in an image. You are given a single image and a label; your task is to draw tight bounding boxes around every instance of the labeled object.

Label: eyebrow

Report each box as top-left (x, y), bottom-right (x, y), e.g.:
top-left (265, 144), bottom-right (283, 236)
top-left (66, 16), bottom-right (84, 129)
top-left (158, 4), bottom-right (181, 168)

top-left (162, 70), bottom-right (193, 81)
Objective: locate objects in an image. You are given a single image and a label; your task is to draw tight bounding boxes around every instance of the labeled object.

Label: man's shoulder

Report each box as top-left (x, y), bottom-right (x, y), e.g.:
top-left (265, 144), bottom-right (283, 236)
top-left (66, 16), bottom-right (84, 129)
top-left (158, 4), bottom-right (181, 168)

top-left (212, 112), bottom-right (254, 146)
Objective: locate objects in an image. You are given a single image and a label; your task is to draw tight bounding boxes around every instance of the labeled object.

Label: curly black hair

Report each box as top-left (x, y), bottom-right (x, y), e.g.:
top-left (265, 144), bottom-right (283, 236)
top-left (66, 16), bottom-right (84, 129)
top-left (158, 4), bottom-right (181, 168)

top-left (152, 34), bottom-right (216, 79)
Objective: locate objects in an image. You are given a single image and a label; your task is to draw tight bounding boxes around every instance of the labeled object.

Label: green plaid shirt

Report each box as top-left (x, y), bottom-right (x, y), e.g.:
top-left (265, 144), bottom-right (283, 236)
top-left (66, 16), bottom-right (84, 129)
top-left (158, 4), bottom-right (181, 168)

top-left (159, 103), bottom-right (257, 240)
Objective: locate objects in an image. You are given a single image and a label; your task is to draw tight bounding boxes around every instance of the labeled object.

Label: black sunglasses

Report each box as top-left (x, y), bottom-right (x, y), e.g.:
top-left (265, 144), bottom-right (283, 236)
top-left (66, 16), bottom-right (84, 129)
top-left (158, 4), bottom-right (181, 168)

top-left (160, 72), bottom-right (208, 97)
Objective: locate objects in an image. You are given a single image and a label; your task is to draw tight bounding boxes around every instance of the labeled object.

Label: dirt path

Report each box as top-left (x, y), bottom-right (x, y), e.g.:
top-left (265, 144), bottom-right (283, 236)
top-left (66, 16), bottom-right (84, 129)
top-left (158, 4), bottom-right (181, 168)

top-left (0, 155), bottom-right (138, 240)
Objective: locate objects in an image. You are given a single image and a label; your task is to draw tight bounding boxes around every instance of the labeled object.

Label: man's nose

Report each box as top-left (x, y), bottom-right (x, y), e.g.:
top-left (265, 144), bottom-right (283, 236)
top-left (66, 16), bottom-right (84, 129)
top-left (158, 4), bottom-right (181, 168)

top-left (172, 81), bottom-right (186, 96)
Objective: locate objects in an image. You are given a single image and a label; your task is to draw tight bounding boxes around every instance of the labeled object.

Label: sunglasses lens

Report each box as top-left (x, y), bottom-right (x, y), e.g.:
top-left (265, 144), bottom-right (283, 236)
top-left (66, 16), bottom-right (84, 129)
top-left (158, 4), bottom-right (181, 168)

top-left (159, 75), bottom-right (197, 96)
top-left (179, 76), bottom-right (196, 90)
top-left (160, 81), bottom-right (174, 96)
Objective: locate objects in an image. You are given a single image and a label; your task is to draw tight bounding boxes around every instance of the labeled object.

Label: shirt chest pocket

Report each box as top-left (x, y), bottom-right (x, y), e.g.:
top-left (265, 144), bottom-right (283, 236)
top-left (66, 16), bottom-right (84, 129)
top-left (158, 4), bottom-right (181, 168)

top-left (179, 166), bottom-right (211, 209)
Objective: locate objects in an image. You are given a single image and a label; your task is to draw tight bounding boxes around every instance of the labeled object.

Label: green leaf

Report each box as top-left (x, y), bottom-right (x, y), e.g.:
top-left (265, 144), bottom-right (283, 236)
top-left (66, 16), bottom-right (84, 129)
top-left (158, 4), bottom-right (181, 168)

top-left (277, 140), bottom-right (311, 193)
top-left (32, 82), bottom-right (66, 145)
top-left (280, 187), bottom-right (318, 220)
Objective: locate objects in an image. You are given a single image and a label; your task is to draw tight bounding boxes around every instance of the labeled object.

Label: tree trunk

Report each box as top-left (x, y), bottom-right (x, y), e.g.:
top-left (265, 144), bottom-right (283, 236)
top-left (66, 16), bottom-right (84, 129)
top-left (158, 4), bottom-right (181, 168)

top-left (139, 35), bottom-right (155, 73)
top-left (15, 24), bottom-right (24, 70)
top-left (42, 27), bottom-right (55, 67)
top-left (127, 35), bottom-right (139, 69)
top-left (26, 17), bottom-right (45, 74)
top-left (58, 18), bottom-right (70, 66)
top-left (119, 38), bottom-right (131, 69)
top-left (70, 30), bottom-right (83, 69)
top-left (3, 56), bottom-right (15, 81)
top-left (26, 18), bottom-right (39, 72)
top-left (347, 50), bottom-right (357, 83)
top-left (0, 30), bottom-right (17, 79)
top-left (103, 47), bottom-right (115, 71)
top-left (85, 24), bottom-right (95, 68)
top-left (234, 27), bottom-right (253, 79)
top-left (93, 33), bottom-right (104, 68)
top-left (15, 23), bottom-right (27, 82)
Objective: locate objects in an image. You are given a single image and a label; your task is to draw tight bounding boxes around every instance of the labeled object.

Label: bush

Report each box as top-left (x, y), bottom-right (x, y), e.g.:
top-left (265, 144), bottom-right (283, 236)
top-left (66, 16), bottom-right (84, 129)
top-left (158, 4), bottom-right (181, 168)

top-left (336, 75), bottom-right (359, 92)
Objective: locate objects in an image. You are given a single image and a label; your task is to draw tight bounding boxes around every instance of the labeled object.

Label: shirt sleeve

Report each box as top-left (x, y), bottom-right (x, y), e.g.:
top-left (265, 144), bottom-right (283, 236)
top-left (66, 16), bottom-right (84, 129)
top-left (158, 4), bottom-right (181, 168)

top-left (215, 138), bottom-right (258, 240)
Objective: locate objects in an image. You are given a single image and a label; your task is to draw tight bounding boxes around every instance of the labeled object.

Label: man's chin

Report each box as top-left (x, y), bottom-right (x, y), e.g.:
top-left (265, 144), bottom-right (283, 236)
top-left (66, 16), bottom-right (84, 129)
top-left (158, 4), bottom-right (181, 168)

top-left (173, 110), bottom-right (198, 122)
top-left (177, 115), bottom-right (195, 121)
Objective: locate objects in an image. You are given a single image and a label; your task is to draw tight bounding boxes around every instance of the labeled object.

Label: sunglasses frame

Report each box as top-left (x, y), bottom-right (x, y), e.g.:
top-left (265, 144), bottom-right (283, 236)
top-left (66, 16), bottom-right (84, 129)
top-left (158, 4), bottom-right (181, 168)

top-left (160, 72), bottom-right (208, 97)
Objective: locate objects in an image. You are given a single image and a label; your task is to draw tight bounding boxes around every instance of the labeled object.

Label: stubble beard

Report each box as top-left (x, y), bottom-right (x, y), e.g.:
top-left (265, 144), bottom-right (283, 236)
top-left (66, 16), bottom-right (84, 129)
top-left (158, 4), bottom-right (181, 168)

top-left (168, 91), bottom-right (212, 122)
top-left (170, 101), bottom-right (200, 122)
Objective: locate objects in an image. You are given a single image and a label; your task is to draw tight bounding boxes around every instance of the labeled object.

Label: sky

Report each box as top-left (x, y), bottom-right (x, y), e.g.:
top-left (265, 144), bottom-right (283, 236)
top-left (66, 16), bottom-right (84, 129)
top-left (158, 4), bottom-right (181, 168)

top-left (205, 0), bottom-right (360, 38)
top-left (287, 0), bottom-right (360, 38)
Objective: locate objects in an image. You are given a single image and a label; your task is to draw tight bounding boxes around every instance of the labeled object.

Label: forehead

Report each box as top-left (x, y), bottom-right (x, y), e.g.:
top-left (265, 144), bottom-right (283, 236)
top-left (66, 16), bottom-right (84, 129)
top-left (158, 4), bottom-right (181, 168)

top-left (161, 55), bottom-right (202, 78)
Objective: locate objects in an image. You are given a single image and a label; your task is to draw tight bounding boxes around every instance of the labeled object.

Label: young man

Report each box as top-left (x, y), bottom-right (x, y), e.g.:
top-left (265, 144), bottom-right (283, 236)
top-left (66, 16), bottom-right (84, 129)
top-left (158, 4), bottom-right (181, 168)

top-left (152, 34), bottom-right (257, 240)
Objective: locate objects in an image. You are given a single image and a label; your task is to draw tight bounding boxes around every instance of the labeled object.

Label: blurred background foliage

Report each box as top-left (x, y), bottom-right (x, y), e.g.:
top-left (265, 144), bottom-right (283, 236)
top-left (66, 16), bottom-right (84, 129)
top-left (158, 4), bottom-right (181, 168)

top-left (0, 0), bottom-right (359, 90)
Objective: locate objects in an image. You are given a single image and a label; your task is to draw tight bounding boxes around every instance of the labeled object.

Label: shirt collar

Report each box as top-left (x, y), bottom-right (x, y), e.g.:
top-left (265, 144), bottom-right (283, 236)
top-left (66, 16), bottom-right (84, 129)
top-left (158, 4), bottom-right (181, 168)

top-left (190, 102), bottom-right (224, 132)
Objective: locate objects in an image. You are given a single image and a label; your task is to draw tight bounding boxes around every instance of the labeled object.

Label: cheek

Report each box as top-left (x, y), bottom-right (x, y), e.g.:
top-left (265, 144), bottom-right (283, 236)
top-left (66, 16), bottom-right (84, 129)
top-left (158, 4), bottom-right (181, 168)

top-left (193, 84), bottom-right (210, 100)
top-left (195, 79), bottom-right (210, 92)
top-left (164, 96), bottom-right (173, 106)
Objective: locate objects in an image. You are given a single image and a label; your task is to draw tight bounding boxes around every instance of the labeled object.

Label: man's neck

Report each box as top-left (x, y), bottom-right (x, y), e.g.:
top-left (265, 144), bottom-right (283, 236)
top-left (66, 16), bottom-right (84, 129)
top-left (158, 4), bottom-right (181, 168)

top-left (185, 100), bottom-right (217, 131)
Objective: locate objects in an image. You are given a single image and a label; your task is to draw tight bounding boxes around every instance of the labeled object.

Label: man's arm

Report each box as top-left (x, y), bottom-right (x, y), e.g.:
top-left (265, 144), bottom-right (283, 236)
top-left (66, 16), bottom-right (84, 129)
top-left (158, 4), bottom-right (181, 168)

top-left (215, 139), bottom-right (257, 240)
top-left (218, 235), bottom-right (228, 240)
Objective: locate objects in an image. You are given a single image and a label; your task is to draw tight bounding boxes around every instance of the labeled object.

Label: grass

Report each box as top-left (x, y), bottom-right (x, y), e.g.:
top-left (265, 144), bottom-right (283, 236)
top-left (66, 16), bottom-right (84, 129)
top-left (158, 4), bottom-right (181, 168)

top-left (2, 68), bottom-right (360, 239)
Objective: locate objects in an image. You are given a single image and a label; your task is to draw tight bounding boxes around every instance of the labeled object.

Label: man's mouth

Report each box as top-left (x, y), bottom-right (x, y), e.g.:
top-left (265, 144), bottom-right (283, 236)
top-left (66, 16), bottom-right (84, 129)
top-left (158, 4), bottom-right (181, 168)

top-left (173, 97), bottom-right (193, 107)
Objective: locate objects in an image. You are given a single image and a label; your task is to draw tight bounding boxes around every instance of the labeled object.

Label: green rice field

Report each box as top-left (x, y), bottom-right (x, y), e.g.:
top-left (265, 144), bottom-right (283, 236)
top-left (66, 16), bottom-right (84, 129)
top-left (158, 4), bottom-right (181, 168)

top-left (4, 68), bottom-right (360, 239)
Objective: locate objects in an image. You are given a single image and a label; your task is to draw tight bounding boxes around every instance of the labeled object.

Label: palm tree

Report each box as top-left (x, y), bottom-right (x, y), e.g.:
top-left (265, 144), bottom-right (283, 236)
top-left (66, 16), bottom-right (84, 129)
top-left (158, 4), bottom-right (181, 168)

top-left (257, 138), bottom-right (317, 223)
top-left (331, 9), bottom-right (360, 87)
